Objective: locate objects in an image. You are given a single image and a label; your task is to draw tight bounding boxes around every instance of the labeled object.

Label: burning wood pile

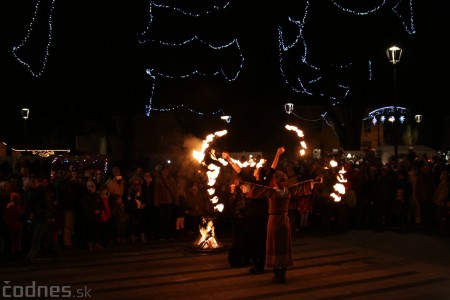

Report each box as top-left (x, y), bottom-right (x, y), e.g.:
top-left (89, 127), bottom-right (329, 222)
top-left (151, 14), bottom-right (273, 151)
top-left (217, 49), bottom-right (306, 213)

top-left (189, 130), bottom-right (228, 252)
top-left (188, 217), bottom-right (226, 252)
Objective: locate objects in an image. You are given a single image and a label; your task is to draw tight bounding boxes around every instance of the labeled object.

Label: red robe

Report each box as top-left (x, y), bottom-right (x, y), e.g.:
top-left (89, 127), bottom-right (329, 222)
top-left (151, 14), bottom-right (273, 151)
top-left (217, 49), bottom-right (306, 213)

top-left (244, 180), bottom-right (314, 268)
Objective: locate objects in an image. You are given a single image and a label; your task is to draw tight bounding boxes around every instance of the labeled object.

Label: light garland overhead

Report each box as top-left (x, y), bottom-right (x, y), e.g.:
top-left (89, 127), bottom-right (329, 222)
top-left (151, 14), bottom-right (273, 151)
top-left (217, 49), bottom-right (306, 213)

top-left (148, 103), bottom-right (226, 117)
top-left (278, 0), bottom-right (416, 107)
top-left (11, 0), bottom-right (56, 77)
top-left (138, 0), bottom-right (230, 19)
top-left (10, 0), bottom-right (418, 120)
top-left (331, 0), bottom-right (416, 34)
top-left (12, 147), bottom-right (70, 158)
top-left (284, 103), bottom-right (332, 127)
top-left (139, 1), bottom-right (243, 116)
top-left (363, 105), bottom-right (409, 125)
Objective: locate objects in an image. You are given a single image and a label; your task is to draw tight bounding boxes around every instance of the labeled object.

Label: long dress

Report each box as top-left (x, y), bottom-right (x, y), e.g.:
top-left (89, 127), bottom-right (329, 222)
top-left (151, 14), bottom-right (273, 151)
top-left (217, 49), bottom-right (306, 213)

top-left (266, 187), bottom-right (292, 268)
top-left (244, 180), bottom-right (314, 269)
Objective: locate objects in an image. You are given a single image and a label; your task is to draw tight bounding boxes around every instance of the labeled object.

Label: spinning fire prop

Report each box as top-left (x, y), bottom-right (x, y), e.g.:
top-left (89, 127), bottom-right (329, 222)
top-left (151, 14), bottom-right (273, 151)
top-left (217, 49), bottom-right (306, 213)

top-left (327, 159), bottom-right (348, 202)
top-left (188, 125), bottom-right (346, 252)
top-left (190, 130), bottom-right (228, 252)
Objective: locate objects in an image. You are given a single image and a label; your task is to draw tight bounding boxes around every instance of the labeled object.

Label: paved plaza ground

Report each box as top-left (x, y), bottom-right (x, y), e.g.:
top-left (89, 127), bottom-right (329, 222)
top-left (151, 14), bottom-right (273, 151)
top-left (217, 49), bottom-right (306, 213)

top-left (1, 229), bottom-right (450, 300)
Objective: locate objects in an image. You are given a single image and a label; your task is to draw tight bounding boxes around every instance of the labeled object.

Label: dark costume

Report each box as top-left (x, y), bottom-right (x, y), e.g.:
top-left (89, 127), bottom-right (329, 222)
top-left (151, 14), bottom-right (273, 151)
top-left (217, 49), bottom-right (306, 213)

top-left (244, 168), bottom-right (274, 274)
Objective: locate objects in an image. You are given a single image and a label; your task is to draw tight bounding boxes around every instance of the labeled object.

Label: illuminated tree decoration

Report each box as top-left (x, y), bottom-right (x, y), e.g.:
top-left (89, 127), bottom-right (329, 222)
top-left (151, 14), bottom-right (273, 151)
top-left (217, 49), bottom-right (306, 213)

top-left (277, 0), bottom-right (415, 108)
top-left (12, 0), bottom-right (57, 77)
top-left (139, 1), bottom-right (244, 116)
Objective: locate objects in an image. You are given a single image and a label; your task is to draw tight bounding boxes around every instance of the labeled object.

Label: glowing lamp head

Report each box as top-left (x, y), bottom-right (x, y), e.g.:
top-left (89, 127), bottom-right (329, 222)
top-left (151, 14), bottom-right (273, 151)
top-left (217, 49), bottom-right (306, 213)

top-left (386, 46), bottom-right (402, 64)
top-left (21, 108), bottom-right (30, 120)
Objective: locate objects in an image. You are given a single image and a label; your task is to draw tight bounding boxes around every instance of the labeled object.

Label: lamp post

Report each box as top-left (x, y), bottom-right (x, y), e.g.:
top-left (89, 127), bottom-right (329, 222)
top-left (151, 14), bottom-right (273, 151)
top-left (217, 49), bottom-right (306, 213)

top-left (220, 115), bottom-right (231, 124)
top-left (414, 114), bottom-right (422, 124)
top-left (284, 103), bottom-right (294, 115)
top-left (386, 46), bottom-right (402, 165)
top-left (21, 108), bottom-right (30, 144)
top-left (284, 103), bottom-right (294, 125)
top-left (415, 114), bottom-right (422, 144)
top-left (283, 103), bottom-right (294, 146)
top-left (220, 115), bottom-right (231, 150)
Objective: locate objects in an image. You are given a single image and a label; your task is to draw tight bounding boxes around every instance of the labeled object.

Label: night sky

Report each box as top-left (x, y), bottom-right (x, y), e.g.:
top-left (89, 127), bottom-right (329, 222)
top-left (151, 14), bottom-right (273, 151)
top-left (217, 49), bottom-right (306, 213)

top-left (1, 0), bottom-right (447, 151)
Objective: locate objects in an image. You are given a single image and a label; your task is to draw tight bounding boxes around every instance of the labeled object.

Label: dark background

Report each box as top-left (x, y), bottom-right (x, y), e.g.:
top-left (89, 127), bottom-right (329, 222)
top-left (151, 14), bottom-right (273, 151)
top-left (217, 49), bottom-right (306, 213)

top-left (1, 0), bottom-right (447, 151)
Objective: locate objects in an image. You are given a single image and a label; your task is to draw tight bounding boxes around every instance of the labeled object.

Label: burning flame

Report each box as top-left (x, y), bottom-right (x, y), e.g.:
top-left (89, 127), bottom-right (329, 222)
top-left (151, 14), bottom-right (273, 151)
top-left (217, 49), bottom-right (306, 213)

top-left (192, 129), bottom-right (228, 212)
top-left (193, 217), bottom-right (222, 250)
top-left (329, 160), bottom-right (347, 202)
top-left (285, 124), bottom-right (307, 156)
top-left (191, 130), bottom-right (229, 250)
top-left (225, 156), bottom-right (267, 169)
top-left (193, 130), bottom-right (227, 164)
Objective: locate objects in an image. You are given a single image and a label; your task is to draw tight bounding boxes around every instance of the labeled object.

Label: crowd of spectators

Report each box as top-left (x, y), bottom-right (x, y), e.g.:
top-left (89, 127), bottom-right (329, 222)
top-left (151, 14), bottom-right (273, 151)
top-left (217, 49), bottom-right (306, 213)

top-left (0, 147), bottom-right (449, 264)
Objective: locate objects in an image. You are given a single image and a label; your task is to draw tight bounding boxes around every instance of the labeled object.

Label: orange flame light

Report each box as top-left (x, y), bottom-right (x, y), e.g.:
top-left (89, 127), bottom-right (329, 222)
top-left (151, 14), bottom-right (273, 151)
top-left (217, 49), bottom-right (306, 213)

top-left (192, 217), bottom-right (221, 250)
top-left (225, 156), bottom-right (267, 169)
top-left (190, 130), bottom-right (228, 251)
top-left (193, 130), bottom-right (227, 164)
top-left (285, 124), bottom-right (307, 156)
top-left (329, 159), bottom-right (347, 202)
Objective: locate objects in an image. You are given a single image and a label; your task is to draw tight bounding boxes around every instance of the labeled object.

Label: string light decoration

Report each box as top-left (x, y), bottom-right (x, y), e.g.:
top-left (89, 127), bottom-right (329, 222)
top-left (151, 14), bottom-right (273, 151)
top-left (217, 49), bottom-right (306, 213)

top-left (11, 0), bottom-right (418, 119)
top-left (141, 0), bottom-right (415, 117)
top-left (139, 1), bottom-right (244, 116)
top-left (333, 0), bottom-right (415, 35)
top-left (277, 0), bottom-right (415, 108)
top-left (331, 0), bottom-right (416, 35)
top-left (12, 0), bottom-right (56, 77)
top-left (12, 147), bottom-right (70, 158)
top-left (137, 0), bottom-right (231, 20)
top-left (146, 103), bottom-right (226, 116)
top-left (284, 103), bottom-right (408, 129)
top-left (364, 106), bottom-right (409, 125)
top-left (283, 103), bottom-right (330, 126)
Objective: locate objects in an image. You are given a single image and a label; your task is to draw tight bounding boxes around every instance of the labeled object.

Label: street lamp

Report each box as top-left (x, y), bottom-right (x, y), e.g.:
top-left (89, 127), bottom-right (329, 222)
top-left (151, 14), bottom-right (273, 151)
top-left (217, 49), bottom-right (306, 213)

top-left (284, 103), bottom-right (294, 115)
top-left (283, 103), bottom-right (294, 146)
top-left (21, 108), bottom-right (30, 144)
top-left (220, 115), bottom-right (231, 151)
top-left (414, 114), bottom-right (422, 123)
top-left (386, 46), bottom-right (402, 165)
top-left (220, 115), bottom-right (231, 123)
top-left (415, 114), bottom-right (423, 144)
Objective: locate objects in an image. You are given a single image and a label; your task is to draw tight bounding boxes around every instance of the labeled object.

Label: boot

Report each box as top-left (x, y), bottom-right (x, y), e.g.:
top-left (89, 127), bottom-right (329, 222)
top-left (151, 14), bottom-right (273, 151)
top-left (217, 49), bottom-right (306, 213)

top-left (273, 267), bottom-right (280, 282)
top-left (279, 267), bottom-right (286, 283)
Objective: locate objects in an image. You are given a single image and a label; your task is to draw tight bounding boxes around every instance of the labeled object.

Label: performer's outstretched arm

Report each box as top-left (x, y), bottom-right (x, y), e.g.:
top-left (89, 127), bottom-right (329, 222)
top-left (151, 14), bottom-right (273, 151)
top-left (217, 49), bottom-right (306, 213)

top-left (222, 152), bottom-right (241, 174)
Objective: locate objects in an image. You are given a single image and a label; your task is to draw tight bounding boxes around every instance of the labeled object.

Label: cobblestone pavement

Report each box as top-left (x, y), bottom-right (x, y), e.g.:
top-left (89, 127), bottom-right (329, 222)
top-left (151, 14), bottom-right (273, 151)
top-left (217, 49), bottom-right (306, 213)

top-left (1, 229), bottom-right (450, 300)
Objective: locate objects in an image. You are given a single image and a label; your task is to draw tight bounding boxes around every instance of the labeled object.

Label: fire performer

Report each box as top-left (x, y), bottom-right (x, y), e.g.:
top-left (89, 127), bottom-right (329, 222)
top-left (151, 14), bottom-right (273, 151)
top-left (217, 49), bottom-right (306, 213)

top-left (223, 147), bottom-right (285, 275)
top-left (242, 168), bottom-right (321, 283)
